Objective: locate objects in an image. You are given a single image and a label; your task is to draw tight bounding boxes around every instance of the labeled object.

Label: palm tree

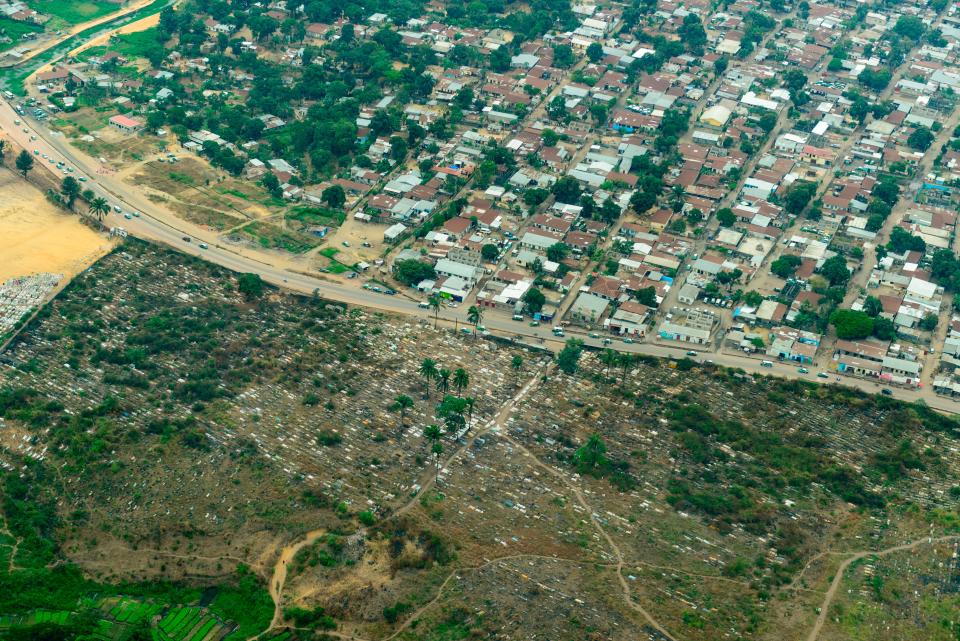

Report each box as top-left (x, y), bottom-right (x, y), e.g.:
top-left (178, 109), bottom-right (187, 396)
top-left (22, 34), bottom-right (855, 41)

top-left (393, 394), bottom-right (414, 434)
top-left (435, 368), bottom-right (451, 395)
top-left (619, 352), bottom-right (634, 389)
top-left (464, 396), bottom-right (475, 427)
top-left (452, 368), bottom-right (469, 396)
top-left (467, 305), bottom-right (483, 336)
top-left (424, 423), bottom-right (443, 483)
top-left (429, 294), bottom-right (441, 329)
top-left (511, 355), bottom-right (523, 386)
top-left (600, 348), bottom-right (618, 377)
top-left (88, 197), bottom-right (110, 222)
top-left (419, 358), bottom-right (438, 395)
top-left (431, 441), bottom-right (444, 484)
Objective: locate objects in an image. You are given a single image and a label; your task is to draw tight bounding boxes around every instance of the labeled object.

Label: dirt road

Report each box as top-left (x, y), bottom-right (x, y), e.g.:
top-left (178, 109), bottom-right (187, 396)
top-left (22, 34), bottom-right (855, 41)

top-left (805, 535), bottom-right (960, 641)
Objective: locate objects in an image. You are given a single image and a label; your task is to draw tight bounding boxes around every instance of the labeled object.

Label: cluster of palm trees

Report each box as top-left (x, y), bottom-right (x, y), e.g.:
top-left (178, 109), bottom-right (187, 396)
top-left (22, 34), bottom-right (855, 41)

top-left (599, 348), bottom-right (637, 387)
top-left (417, 358), bottom-right (471, 397)
top-left (392, 352), bottom-right (527, 486)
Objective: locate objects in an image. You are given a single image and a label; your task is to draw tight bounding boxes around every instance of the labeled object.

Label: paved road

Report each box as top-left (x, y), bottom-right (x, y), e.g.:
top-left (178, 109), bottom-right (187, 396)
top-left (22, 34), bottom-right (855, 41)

top-left (3, 97), bottom-right (960, 413)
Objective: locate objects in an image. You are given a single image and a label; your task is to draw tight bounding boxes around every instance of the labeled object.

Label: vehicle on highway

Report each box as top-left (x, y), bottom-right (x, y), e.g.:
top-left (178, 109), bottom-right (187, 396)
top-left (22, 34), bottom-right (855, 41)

top-left (13, 119), bottom-right (19, 125)
top-left (32, 149), bottom-right (38, 155)
top-left (798, 367), bottom-right (809, 374)
top-left (460, 328), bottom-right (472, 334)
top-left (199, 243), bottom-right (208, 249)
top-left (181, 236), bottom-right (191, 242)
top-left (552, 327), bottom-right (564, 336)
top-left (371, 286), bottom-right (382, 292)
top-left (623, 338), bottom-right (634, 344)
top-left (361, 241), bottom-right (372, 247)
top-left (383, 290), bottom-right (395, 295)
top-left (881, 388), bottom-right (893, 396)
top-left (113, 205), bottom-right (122, 212)
top-left (29, 135), bottom-right (36, 141)
top-left (761, 360), bottom-right (773, 368)
top-left (123, 213), bottom-right (132, 220)
top-left (817, 372), bottom-right (829, 378)
top-left (686, 350), bottom-right (697, 357)
top-left (512, 314), bottom-right (523, 321)
top-left (78, 177), bottom-right (86, 182)
top-left (342, 241), bottom-right (350, 247)
top-left (588, 332), bottom-right (600, 339)
top-left (132, 211), bottom-right (140, 217)
top-left (529, 321), bottom-right (540, 327)
top-left (346, 271), bottom-right (357, 279)
top-left (419, 301), bottom-right (430, 308)
top-left (41, 153), bottom-right (47, 159)
top-left (22, 128), bottom-right (27, 133)
top-left (602, 338), bottom-right (612, 345)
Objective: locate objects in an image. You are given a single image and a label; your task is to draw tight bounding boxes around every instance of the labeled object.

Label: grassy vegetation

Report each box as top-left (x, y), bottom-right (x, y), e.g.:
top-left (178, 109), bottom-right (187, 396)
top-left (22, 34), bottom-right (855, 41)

top-left (287, 205), bottom-right (346, 227)
top-left (0, 17), bottom-right (42, 52)
top-left (239, 221), bottom-right (317, 254)
top-left (78, 27), bottom-right (165, 61)
top-left (27, 0), bottom-right (116, 26)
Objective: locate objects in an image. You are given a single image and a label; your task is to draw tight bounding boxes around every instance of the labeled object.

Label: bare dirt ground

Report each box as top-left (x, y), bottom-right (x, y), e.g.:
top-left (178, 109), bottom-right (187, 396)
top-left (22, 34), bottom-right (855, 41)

top-left (0, 166), bottom-right (112, 283)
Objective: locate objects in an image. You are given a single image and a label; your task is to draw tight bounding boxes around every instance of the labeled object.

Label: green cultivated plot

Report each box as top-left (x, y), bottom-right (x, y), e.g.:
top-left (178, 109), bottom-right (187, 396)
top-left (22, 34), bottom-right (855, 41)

top-left (27, 0), bottom-right (116, 26)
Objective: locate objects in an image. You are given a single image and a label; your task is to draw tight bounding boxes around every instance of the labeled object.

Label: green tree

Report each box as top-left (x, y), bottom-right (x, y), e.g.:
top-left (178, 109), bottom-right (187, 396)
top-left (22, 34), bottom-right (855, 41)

top-left (490, 46), bottom-right (510, 72)
top-left (716, 207), bottom-right (736, 227)
top-left (237, 273), bottom-right (264, 299)
top-left (322, 184), bottom-right (346, 208)
top-left (863, 296), bottom-right (883, 317)
top-left (88, 196), bottom-right (110, 222)
top-left (920, 313), bottom-right (939, 332)
top-left (573, 434), bottom-right (608, 473)
top-left (546, 242), bottom-right (569, 262)
top-left (452, 368), bottom-right (469, 396)
top-left (784, 181), bottom-right (817, 216)
top-left (820, 255), bottom-right (850, 287)
top-left (481, 243), bottom-right (499, 261)
top-left (467, 305), bottom-right (483, 333)
top-left (829, 309), bottom-right (874, 339)
top-left (435, 368), bottom-right (451, 395)
top-left (429, 294), bottom-right (441, 329)
top-left (907, 126), bottom-right (935, 151)
top-left (557, 338), bottom-right (583, 374)
top-left (511, 355), bottom-right (523, 384)
top-left (15, 149), bottom-right (33, 177)
top-left (770, 255), bottom-right (802, 279)
top-left (541, 128), bottom-right (560, 146)
top-left (392, 394), bottom-right (414, 434)
top-left (431, 441), bottom-right (444, 483)
top-left (60, 176), bottom-right (80, 211)
top-left (893, 15), bottom-right (925, 41)
top-left (523, 287), bottom-right (546, 313)
top-left (587, 42), bottom-right (604, 62)
top-left (551, 176), bottom-right (581, 203)
top-left (394, 259), bottom-right (436, 286)
top-left (419, 358), bottom-right (439, 393)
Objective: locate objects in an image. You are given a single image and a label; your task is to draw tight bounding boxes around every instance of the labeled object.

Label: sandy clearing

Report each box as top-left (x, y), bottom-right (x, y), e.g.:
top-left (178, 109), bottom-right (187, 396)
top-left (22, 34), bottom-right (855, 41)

top-left (0, 168), bottom-right (113, 283)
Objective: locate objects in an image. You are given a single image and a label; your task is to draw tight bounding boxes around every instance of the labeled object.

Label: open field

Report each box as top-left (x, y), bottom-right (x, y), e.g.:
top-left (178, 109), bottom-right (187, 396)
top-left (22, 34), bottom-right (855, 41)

top-left (27, 0), bottom-right (118, 28)
top-left (0, 166), bottom-right (112, 283)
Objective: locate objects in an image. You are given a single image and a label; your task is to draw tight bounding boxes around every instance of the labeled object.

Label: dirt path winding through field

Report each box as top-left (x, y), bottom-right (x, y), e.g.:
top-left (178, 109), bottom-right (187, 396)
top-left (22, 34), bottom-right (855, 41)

top-left (805, 535), bottom-right (960, 641)
top-left (499, 432), bottom-right (677, 640)
top-left (252, 363), bottom-right (551, 640)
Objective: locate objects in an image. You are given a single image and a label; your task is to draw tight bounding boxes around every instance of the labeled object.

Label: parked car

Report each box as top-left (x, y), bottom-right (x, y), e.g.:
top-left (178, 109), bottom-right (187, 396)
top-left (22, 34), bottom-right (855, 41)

top-left (881, 388), bottom-right (893, 396)
top-left (798, 367), bottom-right (809, 374)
